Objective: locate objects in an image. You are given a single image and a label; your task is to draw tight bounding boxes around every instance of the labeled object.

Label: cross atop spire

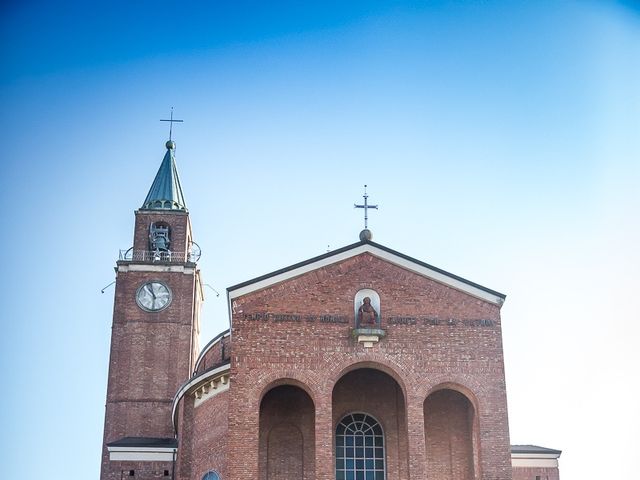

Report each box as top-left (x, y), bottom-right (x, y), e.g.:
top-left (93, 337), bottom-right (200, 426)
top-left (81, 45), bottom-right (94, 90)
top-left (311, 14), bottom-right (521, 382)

top-left (354, 185), bottom-right (378, 230)
top-left (160, 107), bottom-right (183, 142)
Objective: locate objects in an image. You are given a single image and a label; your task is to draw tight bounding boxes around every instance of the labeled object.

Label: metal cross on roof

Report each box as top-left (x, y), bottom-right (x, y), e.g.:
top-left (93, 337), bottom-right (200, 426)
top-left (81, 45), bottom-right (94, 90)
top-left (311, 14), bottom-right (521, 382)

top-left (160, 107), bottom-right (184, 141)
top-left (354, 185), bottom-right (378, 229)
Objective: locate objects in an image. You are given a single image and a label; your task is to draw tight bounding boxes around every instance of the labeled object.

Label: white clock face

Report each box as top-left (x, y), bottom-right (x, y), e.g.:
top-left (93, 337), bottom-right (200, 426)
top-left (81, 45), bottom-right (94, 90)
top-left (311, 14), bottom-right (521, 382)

top-left (136, 281), bottom-right (172, 312)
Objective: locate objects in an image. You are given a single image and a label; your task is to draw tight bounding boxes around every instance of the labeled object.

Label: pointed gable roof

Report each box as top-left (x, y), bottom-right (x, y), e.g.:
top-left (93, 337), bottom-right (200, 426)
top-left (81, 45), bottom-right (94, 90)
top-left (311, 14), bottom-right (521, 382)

top-left (141, 141), bottom-right (187, 210)
top-left (228, 239), bottom-right (506, 306)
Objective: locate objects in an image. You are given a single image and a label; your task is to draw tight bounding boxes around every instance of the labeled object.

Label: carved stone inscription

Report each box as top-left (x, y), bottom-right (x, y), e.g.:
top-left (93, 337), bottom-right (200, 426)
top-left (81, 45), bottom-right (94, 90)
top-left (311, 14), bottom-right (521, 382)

top-left (388, 316), bottom-right (495, 327)
top-left (242, 313), bottom-right (494, 327)
top-left (243, 313), bottom-right (348, 324)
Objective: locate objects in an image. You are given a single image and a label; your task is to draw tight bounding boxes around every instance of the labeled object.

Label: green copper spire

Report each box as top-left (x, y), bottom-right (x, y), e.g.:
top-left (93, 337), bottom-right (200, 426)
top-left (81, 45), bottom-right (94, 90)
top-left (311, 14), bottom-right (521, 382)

top-left (141, 141), bottom-right (187, 210)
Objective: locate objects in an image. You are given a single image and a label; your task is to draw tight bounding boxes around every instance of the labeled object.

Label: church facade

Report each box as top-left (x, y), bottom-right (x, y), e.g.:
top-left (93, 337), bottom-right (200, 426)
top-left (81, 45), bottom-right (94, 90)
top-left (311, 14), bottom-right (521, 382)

top-left (100, 141), bottom-right (561, 480)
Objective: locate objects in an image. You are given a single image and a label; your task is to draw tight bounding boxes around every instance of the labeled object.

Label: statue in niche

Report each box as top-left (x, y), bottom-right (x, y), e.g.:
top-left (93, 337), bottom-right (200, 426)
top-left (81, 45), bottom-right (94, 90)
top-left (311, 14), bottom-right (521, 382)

top-left (357, 297), bottom-right (379, 328)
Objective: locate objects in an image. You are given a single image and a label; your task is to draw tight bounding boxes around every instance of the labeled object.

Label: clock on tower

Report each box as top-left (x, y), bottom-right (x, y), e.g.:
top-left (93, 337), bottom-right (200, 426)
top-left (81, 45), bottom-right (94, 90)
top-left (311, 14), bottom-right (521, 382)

top-left (100, 138), bottom-right (204, 480)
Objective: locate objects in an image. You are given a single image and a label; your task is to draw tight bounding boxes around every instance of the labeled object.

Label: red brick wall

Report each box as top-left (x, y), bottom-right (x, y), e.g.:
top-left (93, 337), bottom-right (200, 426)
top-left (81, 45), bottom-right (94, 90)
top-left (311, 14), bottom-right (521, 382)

top-left (267, 425), bottom-right (303, 479)
top-left (512, 466), bottom-right (559, 480)
top-left (101, 209), bottom-right (200, 480)
top-left (259, 385), bottom-right (315, 480)
top-left (99, 461), bottom-right (174, 479)
top-left (424, 389), bottom-right (475, 480)
top-left (176, 397), bottom-right (194, 480)
top-left (104, 268), bottom-right (198, 421)
top-left (227, 252), bottom-right (512, 480)
top-left (178, 391), bottom-right (229, 480)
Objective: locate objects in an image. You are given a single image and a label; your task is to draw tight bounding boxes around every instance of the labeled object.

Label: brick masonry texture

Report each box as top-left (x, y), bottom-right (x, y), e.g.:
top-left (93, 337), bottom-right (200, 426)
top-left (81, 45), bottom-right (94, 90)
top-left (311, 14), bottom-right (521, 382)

top-left (195, 335), bottom-right (231, 374)
top-left (424, 389), bottom-right (476, 479)
top-left (512, 467), bottom-right (559, 480)
top-left (105, 206), bottom-right (528, 479)
top-left (101, 209), bottom-right (201, 480)
top-left (224, 252), bottom-right (513, 479)
top-left (259, 385), bottom-right (315, 480)
top-left (177, 390), bottom-right (230, 480)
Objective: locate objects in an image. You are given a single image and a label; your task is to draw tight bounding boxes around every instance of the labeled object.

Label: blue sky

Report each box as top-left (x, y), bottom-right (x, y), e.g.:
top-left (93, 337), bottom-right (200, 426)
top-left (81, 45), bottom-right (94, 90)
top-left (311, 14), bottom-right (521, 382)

top-left (1, 1), bottom-right (638, 478)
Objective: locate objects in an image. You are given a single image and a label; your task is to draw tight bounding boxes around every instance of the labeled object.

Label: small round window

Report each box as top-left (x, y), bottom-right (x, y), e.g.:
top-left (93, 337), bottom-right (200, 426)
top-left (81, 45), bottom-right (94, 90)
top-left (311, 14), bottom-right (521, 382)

top-left (202, 471), bottom-right (220, 480)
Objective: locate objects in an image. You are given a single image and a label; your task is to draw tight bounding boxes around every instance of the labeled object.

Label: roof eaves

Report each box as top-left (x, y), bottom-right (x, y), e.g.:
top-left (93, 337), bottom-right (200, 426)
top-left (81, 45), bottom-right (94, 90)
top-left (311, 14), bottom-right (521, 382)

top-left (511, 445), bottom-right (562, 455)
top-left (106, 437), bottom-right (178, 448)
top-left (227, 240), bottom-right (365, 292)
top-left (227, 238), bottom-right (505, 301)
top-left (367, 240), bottom-right (506, 299)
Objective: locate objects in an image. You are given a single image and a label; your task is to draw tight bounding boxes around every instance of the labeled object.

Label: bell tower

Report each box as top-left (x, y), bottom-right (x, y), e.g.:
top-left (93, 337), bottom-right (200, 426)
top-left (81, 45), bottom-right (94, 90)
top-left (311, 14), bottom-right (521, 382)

top-left (100, 140), bottom-right (203, 480)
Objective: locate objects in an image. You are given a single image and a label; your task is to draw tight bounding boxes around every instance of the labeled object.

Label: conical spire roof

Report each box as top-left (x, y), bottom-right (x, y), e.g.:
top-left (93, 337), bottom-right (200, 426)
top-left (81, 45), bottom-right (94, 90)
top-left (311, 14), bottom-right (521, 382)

top-left (141, 141), bottom-right (187, 210)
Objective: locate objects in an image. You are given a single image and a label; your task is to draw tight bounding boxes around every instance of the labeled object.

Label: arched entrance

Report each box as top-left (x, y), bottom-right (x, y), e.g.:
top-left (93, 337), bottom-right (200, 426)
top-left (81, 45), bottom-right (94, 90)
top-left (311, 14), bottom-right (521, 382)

top-left (259, 384), bottom-right (315, 480)
top-left (424, 389), bottom-right (478, 480)
top-left (332, 367), bottom-right (408, 479)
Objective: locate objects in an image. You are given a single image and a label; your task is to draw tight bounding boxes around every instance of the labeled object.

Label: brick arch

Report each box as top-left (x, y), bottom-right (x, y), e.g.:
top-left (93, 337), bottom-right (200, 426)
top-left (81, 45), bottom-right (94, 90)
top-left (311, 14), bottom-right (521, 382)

top-left (255, 370), bottom-right (320, 409)
top-left (423, 381), bottom-right (482, 480)
top-left (326, 357), bottom-right (409, 400)
top-left (416, 373), bottom-right (484, 410)
top-left (331, 363), bottom-right (410, 479)
top-left (259, 385), bottom-right (316, 480)
top-left (425, 381), bottom-right (480, 414)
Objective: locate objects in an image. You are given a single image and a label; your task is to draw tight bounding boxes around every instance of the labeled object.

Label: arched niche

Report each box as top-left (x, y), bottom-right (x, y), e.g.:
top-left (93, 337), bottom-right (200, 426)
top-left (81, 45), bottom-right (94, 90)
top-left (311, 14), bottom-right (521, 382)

top-left (424, 389), bottom-right (479, 480)
top-left (354, 289), bottom-right (381, 329)
top-left (259, 384), bottom-right (315, 480)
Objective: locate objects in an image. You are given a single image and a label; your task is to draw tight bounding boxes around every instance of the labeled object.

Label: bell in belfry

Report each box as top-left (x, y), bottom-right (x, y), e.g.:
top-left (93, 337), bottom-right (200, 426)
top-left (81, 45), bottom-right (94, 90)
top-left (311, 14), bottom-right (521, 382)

top-left (149, 222), bottom-right (171, 252)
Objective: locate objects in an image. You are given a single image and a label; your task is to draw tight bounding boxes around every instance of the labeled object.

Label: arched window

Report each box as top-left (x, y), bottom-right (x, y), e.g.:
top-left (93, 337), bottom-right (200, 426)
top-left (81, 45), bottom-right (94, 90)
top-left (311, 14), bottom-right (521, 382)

top-left (201, 471), bottom-right (220, 480)
top-left (335, 413), bottom-right (385, 480)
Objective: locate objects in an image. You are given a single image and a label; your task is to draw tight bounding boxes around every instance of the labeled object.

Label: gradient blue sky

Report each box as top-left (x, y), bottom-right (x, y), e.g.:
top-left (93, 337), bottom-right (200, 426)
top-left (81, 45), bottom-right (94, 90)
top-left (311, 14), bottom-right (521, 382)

top-left (1, 1), bottom-right (638, 478)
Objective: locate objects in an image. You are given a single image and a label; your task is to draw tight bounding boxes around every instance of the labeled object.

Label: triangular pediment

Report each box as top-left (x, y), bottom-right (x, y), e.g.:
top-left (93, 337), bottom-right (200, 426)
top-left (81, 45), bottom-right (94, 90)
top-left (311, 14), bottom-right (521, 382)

top-left (228, 240), bottom-right (505, 306)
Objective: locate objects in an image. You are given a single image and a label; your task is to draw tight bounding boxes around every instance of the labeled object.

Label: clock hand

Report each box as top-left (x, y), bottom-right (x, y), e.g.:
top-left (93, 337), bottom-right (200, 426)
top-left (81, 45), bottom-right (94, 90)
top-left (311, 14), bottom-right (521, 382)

top-left (152, 285), bottom-right (160, 308)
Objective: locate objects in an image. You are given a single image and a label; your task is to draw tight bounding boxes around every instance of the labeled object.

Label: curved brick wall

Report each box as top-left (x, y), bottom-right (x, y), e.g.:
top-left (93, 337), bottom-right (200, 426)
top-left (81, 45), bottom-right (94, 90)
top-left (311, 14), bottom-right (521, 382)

top-left (176, 389), bottom-right (229, 480)
top-left (194, 332), bottom-right (231, 375)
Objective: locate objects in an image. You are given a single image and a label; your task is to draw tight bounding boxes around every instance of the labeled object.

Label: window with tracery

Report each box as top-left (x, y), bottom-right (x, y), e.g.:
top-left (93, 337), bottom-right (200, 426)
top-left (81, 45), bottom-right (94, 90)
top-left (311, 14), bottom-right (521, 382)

top-left (335, 413), bottom-right (385, 480)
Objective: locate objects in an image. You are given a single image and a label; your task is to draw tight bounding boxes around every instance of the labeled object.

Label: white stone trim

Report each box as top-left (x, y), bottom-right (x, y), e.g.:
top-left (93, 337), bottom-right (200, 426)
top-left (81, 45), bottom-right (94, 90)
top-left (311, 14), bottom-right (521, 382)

top-left (511, 452), bottom-right (560, 468)
top-left (172, 364), bottom-right (231, 430)
top-left (118, 264), bottom-right (196, 274)
top-left (512, 458), bottom-right (559, 468)
top-left (194, 373), bottom-right (230, 408)
top-left (107, 446), bottom-right (175, 461)
top-left (229, 244), bottom-right (503, 305)
top-left (357, 335), bottom-right (380, 348)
